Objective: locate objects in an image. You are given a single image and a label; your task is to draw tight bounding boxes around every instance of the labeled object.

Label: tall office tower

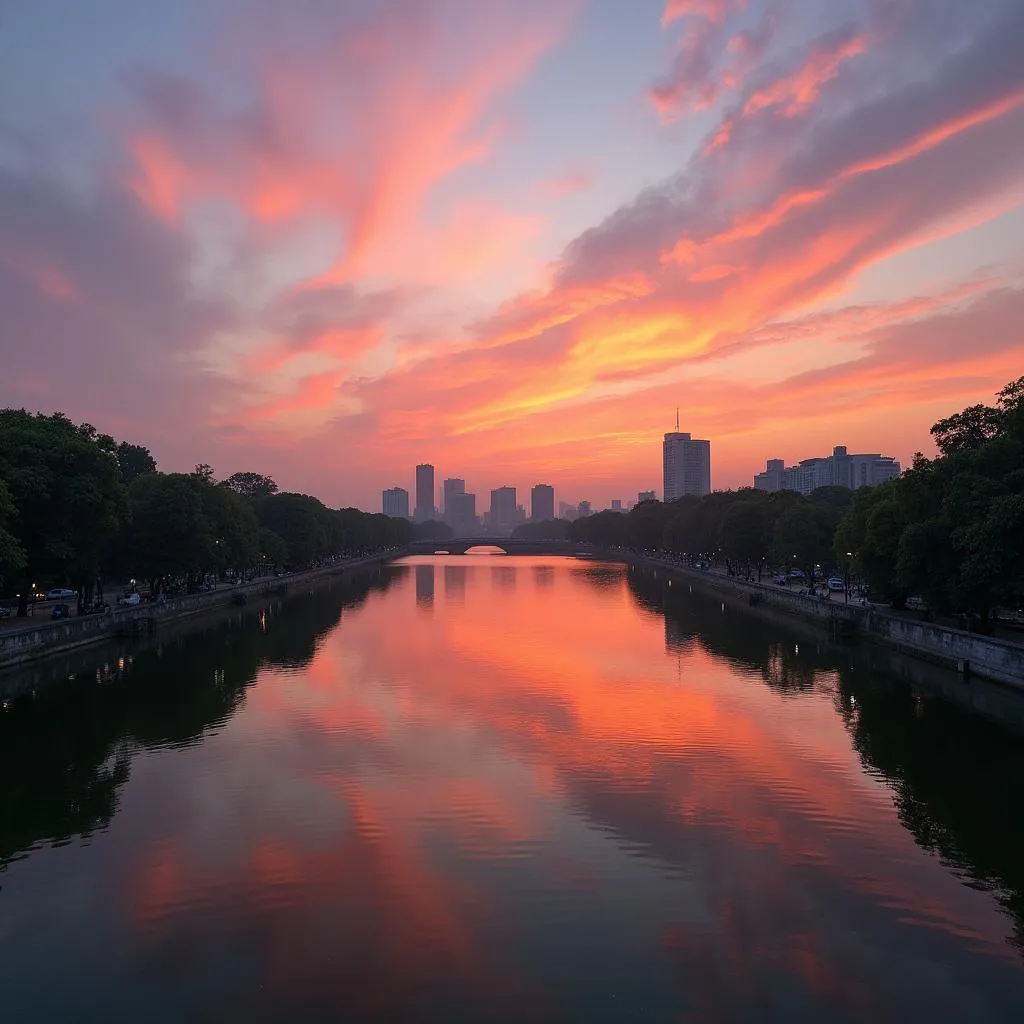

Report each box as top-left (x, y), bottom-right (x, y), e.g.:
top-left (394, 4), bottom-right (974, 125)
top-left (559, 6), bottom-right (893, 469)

top-left (442, 478), bottom-right (465, 521)
top-left (638, 490), bottom-right (657, 503)
top-left (382, 486), bottom-right (409, 518)
top-left (610, 499), bottom-right (622, 511)
top-left (489, 486), bottom-right (517, 533)
top-left (663, 431), bottom-right (712, 501)
top-left (530, 483), bottom-right (555, 522)
top-left (414, 463), bottom-right (435, 521)
top-left (448, 491), bottom-right (477, 534)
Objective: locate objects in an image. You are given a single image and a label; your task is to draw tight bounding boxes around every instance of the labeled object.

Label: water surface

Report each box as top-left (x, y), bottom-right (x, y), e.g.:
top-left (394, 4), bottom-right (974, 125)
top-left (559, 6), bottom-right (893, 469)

top-left (2, 556), bottom-right (1024, 1022)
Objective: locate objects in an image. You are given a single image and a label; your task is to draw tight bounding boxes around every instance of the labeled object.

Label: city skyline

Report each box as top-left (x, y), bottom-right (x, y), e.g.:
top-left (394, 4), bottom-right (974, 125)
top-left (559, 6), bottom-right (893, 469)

top-left (2, 2), bottom-right (1022, 511)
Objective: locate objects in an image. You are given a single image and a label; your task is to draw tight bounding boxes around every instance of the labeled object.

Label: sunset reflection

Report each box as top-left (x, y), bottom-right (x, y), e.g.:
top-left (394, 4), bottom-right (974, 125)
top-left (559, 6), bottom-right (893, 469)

top-left (2, 558), bottom-right (1023, 1021)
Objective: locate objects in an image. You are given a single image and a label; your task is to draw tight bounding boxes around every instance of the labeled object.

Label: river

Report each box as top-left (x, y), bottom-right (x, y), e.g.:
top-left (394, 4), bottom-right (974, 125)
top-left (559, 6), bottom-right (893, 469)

top-left (2, 555), bottom-right (1024, 1022)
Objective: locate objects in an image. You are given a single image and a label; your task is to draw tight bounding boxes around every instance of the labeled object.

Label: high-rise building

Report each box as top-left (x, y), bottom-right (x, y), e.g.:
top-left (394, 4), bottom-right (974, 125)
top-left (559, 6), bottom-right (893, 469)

top-left (530, 483), bottom-right (555, 522)
top-left (489, 486), bottom-right (517, 533)
top-left (754, 446), bottom-right (901, 495)
top-left (448, 491), bottom-right (477, 534)
top-left (663, 431), bottom-right (711, 501)
top-left (382, 486), bottom-right (409, 518)
top-left (577, 500), bottom-right (592, 518)
top-left (610, 499), bottom-right (622, 511)
top-left (442, 478), bottom-right (465, 521)
top-left (414, 463), bottom-right (435, 521)
top-left (638, 490), bottom-right (657, 504)
top-left (559, 500), bottom-right (577, 520)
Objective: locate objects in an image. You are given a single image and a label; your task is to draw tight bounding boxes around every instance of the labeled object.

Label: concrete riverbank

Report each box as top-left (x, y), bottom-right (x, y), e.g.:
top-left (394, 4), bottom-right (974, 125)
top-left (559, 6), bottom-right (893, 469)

top-left (0, 551), bottom-right (400, 671)
top-left (635, 554), bottom-right (1024, 690)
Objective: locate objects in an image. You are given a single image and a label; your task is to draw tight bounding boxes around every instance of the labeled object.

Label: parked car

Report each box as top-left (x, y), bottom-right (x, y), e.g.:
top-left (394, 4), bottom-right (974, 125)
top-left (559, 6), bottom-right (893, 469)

top-left (827, 577), bottom-right (845, 592)
top-left (788, 569), bottom-right (806, 580)
top-left (119, 592), bottom-right (141, 607)
top-left (0, 605), bottom-right (11, 618)
top-left (50, 603), bottom-right (71, 620)
top-left (45, 587), bottom-right (77, 600)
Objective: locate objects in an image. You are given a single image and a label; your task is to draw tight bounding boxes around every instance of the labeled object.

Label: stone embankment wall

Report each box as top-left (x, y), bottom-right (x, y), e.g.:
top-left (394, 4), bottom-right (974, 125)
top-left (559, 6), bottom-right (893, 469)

top-left (0, 551), bottom-right (397, 670)
top-left (640, 556), bottom-right (1024, 690)
top-left (870, 614), bottom-right (1024, 689)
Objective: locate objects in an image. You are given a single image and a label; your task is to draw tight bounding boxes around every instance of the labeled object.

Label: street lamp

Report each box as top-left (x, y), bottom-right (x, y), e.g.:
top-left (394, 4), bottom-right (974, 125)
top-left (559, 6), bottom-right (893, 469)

top-left (844, 552), bottom-right (853, 604)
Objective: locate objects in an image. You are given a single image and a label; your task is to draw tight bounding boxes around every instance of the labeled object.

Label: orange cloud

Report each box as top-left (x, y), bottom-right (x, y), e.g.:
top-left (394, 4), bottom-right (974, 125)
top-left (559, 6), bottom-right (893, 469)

top-left (742, 33), bottom-right (867, 118)
top-left (662, 0), bottom-right (742, 27)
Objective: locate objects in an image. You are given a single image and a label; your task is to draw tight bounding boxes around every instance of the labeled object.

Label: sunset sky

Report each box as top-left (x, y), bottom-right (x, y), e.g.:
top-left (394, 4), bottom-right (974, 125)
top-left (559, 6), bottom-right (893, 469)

top-left (1, 0), bottom-right (1022, 510)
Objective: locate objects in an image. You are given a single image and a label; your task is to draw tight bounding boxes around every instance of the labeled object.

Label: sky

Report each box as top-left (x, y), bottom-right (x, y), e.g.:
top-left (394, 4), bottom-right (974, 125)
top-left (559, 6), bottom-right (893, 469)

top-left (1, 0), bottom-right (1022, 512)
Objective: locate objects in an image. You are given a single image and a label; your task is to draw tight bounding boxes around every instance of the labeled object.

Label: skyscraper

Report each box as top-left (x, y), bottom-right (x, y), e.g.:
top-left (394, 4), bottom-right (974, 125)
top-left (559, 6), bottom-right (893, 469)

top-left (489, 486), bottom-right (517, 533)
top-left (663, 431), bottom-right (711, 501)
top-left (414, 463), bottom-right (435, 521)
top-left (442, 478), bottom-right (465, 521)
top-left (382, 486), bottom-right (409, 518)
top-left (638, 490), bottom-right (656, 504)
top-left (448, 491), bottom-right (477, 535)
top-left (530, 483), bottom-right (555, 522)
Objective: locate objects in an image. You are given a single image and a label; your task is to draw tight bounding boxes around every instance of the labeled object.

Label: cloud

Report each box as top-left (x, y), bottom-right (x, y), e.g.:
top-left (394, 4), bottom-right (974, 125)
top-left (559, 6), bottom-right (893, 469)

top-left (0, 163), bottom-right (239, 450)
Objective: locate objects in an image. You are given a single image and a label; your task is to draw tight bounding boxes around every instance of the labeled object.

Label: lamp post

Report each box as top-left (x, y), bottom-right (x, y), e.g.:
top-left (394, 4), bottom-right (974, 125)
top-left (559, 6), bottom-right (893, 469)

top-left (844, 552), bottom-right (853, 604)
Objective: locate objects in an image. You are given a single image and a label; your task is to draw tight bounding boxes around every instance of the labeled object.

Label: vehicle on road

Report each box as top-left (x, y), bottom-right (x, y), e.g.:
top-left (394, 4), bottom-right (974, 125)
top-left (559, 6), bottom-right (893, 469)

top-left (50, 603), bottom-right (71, 620)
top-left (788, 569), bottom-right (806, 580)
top-left (119, 592), bottom-right (141, 607)
top-left (827, 577), bottom-right (845, 592)
top-left (45, 587), bottom-right (77, 600)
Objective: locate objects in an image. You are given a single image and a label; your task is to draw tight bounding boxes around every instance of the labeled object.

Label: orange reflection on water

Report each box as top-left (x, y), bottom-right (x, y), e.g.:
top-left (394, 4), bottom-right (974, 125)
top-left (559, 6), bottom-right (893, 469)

top-left (122, 557), bottom-right (1022, 1017)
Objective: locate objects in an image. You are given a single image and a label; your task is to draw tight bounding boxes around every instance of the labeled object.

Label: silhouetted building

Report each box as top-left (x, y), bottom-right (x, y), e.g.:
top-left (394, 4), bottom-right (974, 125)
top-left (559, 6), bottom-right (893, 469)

top-left (448, 491), bottom-right (477, 534)
top-left (638, 490), bottom-right (656, 503)
top-left (663, 431), bottom-right (711, 501)
top-left (489, 486), bottom-right (517, 533)
top-left (610, 499), bottom-right (622, 511)
top-left (442, 478), bottom-right (465, 522)
top-left (577, 500), bottom-right (592, 518)
top-left (531, 483), bottom-right (554, 522)
top-left (754, 446), bottom-right (901, 495)
top-left (382, 486), bottom-right (409, 518)
top-left (415, 463), bottom-right (435, 521)
top-left (415, 564), bottom-right (435, 607)
top-left (559, 500), bottom-right (575, 519)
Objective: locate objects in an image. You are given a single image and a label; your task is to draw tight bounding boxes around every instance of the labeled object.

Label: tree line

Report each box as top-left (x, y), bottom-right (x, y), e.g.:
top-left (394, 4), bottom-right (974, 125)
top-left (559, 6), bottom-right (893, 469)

top-left (0, 411), bottom-right (413, 615)
top-left (535, 378), bottom-right (1024, 625)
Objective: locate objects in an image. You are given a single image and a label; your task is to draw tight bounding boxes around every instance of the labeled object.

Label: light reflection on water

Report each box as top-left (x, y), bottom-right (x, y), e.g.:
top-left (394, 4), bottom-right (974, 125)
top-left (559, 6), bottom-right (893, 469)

top-left (1, 556), bottom-right (1023, 1022)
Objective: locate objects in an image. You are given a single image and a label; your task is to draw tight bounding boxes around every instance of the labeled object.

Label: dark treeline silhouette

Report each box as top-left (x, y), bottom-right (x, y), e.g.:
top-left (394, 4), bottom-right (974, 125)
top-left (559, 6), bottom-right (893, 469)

top-left (512, 519), bottom-right (569, 541)
top-left (0, 411), bottom-right (414, 614)
top-left (0, 567), bottom-right (403, 867)
top-left (568, 379), bottom-right (1024, 623)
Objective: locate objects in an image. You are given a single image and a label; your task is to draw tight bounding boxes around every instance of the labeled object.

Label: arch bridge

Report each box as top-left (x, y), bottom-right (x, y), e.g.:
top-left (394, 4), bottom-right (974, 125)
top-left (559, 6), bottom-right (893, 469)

top-left (406, 537), bottom-right (576, 556)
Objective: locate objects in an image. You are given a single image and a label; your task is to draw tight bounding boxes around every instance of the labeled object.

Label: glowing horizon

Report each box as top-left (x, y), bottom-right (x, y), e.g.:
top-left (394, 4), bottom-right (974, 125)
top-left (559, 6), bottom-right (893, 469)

top-left (1, 0), bottom-right (1022, 510)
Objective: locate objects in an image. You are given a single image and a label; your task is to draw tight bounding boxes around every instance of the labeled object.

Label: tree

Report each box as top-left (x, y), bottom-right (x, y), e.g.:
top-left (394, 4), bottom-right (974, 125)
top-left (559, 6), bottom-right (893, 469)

top-left (414, 519), bottom-right (454, 542)
top-left (512, 519), bottom-right (569, 541)
top-left (202, 482), bottom-right (260, 570)
top-left (568, 510), bottom-right (629, 546)
top-left (222, 472), bottom-right (278, 500)
top-left (0, 479), bottom-right (26, 590)
top-left (627, 500), bottom-right (670, 551)
top-left (771, 503), bottom-right (833, 584)
top-left (719, 499), bottom-right (768, 573)
top-left (116, 442), bottom-right (156, 484)
top-left (124, 473), bottom-right (217, 592)
top-left (192, 463), bottom-right (215, 483)
top-left (254, 493), bottom-right (332, 565)
top-left (0, 411), bottom-right (129, 613)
